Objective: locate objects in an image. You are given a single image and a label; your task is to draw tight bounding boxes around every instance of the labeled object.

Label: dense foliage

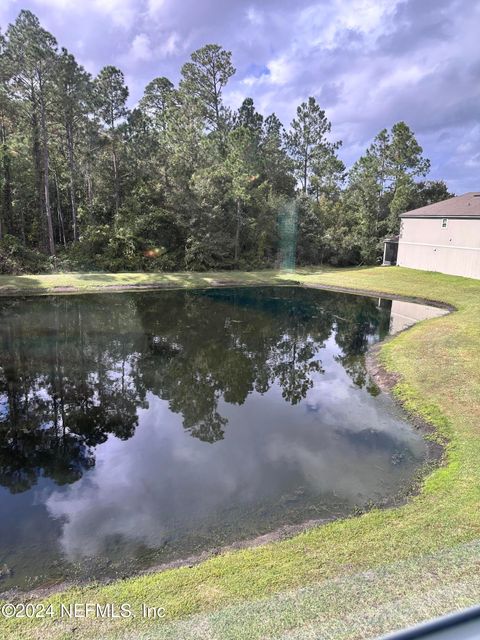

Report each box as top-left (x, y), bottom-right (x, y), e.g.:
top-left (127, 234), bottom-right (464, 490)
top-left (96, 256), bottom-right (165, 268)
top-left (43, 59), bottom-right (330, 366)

top-left (0, 11), bottom-right (452, 273)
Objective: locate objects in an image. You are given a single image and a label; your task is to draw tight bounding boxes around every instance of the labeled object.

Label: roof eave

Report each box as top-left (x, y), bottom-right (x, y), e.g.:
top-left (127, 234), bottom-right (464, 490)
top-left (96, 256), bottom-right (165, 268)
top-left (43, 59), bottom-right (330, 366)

top-left (400, 214), bottom-right (480, 220)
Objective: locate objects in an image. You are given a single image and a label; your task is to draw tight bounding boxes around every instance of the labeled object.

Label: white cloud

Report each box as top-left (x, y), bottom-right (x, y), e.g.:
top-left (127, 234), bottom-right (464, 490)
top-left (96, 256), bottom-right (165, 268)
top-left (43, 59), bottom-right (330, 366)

top-left (298, 0), bottom-right (395, 50)
top-left (333, 0), bottom-right (393, 34)
top-left (32, 0), bottom-right (77, 8)
top-left (34, 0), bottom-right (137, 28)
top-left (92, 0), bottom-right (137, 29)
top-left (241, 55), bottom-right (296, 88)
top-left (268, 55), bottom-right (297, 86)
top-left (246, 6), bottom-right (263, 26)
top-left (121, 30), bottom-right (180, 68)
top-left (130, 32), bottom-right (152, 61)
top-left (147, 0), bottom-right (166, 16)
top-left (158, 31), bottom-right (179, 57)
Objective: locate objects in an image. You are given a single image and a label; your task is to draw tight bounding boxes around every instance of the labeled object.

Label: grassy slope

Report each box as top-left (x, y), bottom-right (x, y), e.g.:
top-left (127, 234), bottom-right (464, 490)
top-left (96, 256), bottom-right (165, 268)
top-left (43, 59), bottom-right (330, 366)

top-left (1, 266), bottom-right (479, 639)
top-left (0, 269), bottom-right (294, 294)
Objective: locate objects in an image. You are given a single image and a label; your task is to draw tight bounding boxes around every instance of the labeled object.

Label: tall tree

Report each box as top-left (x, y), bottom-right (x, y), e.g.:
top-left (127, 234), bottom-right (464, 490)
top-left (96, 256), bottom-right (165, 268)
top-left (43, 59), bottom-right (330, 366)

top-left (55, 49), bottom-right (92, 241)
top-left (180, 44), bottom-right (235, 136)
top-left (261, 113), bottom-right (294, 196)
top-left (407, 180), bottom-right (453, 209)
top-left (347, 122), bottom-right (430, 262)
top-left (386, 122), bottom-right (430, 231)
top-left (235, 97), bottom-right (263, 133)
top-left (140, 76), bottom-right (175, 131)
top-left (0, 29), bottom-right (13, 240)
top-left (94, 66), bottom-right (128, 218)
top-left (309, 144), bottom-right (345, 202)
top-left (7, 10), bottom-right (58, 255)
top-left (286, 97), bottom-right (340, 194)
top-left (225, 126), bottom-right (261, 265)
top-left (139, 76), bottom-right (176, 190)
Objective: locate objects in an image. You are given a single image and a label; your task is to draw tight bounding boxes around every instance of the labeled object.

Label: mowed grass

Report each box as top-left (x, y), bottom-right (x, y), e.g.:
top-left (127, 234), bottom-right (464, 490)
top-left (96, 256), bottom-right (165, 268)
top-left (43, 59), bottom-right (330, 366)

top-left (0, 269), bottom-right (300, 295)
top-left (1, 266), bottom-right (479, 639)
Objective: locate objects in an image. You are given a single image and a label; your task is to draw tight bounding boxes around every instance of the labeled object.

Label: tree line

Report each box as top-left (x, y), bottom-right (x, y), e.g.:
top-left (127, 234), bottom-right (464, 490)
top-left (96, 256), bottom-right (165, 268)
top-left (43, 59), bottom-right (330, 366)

top-left (0, 10), bottom-right (452, 274)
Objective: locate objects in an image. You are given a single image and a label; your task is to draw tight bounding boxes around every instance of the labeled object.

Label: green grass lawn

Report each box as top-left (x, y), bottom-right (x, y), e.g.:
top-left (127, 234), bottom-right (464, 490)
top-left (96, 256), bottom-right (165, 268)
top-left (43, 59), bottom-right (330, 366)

top-left (1, 266), bottom-right (479, 640)
top-left (0, 268), bottom-right (299, 294)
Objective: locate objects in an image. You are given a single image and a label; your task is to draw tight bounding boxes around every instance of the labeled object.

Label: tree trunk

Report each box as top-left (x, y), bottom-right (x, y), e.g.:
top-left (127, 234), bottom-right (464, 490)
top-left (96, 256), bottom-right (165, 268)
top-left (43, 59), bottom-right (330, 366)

top-left (303, 154), bottom-right (308, 194)
top-left (18, 207), bottom-right (26, 245)
top-left (66, 122), bottom-right (78, 241)
top-left (86, 172), bottom-right (93, 217)
top-left (112, 135), bottom-right (119, 219)
top-left (40, 95), bottom-right (55, 257)
top-left (234, 199), bottom-right (242, 265)
top-left (0, 118), bottom-right (13, 239)
top-left (31, 89), bottom-right (45, 248)
top-left (54, 170), bottom-right (66, 247)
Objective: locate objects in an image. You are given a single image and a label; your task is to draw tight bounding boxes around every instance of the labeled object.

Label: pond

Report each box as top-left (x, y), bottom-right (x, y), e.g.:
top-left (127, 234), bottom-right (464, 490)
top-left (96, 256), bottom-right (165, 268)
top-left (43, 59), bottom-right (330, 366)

top-left (0, 286), bottom-right (446, 592)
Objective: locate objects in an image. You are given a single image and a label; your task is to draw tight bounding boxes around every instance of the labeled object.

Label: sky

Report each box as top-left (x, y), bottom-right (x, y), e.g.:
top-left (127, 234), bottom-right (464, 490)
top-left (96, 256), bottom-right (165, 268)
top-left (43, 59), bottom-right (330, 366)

top-left (1, 0), bottom-right (479, 193)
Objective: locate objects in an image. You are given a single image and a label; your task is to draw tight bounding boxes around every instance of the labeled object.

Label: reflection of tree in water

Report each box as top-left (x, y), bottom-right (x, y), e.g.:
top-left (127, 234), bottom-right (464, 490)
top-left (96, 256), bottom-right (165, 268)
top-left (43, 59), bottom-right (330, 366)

top-left (332, 295), bottom-right (390, 394)
top-left (134, 288), bottom-right (333, 441)
top-left (0, 297), bottom-right (147, 493)
top-left (270, 336), bottom-right (323, 405)
top-left (0, 422), bottom-right (94, 494)
top-left (0, 288), bottom-right (390, 492)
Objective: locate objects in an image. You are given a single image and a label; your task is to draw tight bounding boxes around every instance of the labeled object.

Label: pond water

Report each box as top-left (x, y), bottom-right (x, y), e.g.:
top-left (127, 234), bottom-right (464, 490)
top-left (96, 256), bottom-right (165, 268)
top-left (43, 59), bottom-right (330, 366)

top-left (0, 286), bottom-right (446, 591)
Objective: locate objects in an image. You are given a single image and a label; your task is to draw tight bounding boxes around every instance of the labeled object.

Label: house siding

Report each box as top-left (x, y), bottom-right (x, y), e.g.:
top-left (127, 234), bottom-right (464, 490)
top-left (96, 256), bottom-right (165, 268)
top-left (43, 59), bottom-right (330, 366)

top-left (397, 217), bottom-right (480, 279)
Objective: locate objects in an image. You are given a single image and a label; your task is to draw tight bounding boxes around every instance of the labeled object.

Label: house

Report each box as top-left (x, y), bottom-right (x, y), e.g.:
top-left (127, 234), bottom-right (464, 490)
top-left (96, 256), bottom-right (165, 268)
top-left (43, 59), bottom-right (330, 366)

top-left (395, 192), bottom-right (480, 279)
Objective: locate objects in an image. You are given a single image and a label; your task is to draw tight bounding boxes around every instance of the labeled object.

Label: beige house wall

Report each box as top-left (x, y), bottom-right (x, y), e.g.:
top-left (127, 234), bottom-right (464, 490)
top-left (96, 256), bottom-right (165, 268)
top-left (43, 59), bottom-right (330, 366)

top-left (397, 217), bottom-right (480, 279)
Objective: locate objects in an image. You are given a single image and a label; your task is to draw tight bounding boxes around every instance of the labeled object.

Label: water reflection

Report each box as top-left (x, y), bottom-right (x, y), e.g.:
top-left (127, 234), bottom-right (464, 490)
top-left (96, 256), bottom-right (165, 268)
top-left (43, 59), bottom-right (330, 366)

top-left (388, 299), bottom-right (448, 334)
top-left (0, 287), bottom-right (444, 589)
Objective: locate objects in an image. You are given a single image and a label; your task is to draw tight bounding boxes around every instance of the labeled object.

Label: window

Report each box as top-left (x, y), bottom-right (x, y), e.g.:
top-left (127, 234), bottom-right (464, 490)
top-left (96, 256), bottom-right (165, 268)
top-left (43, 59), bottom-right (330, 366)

top-left (442, 218), bottom-right (448, 228)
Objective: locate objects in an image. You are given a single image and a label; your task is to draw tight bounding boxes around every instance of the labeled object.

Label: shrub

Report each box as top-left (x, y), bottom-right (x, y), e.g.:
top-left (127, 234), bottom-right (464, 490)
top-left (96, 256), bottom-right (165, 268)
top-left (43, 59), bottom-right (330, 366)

top-left (0, 235), bottom-right (50, 275)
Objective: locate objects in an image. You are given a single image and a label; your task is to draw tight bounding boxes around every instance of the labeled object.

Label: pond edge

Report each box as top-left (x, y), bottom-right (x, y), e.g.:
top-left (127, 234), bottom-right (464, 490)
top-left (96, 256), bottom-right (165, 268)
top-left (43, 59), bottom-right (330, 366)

top-left (0, 281), bottom-right (453, 602)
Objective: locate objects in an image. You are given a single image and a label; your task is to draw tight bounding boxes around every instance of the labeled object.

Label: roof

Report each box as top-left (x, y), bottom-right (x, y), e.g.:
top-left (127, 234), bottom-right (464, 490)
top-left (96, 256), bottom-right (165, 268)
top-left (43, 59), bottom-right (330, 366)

top-left (384, 234), bottom-right (399, 243)
top-left (400, 192), bottom-right (480, 219)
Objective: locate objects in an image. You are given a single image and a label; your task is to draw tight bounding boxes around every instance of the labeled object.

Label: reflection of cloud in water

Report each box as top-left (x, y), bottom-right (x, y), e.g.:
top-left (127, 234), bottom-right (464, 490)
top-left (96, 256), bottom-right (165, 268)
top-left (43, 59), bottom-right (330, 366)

top-left (46, 360), bottom-right (426, 560)
top-left (47, 399), bottom-right (239, 558)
